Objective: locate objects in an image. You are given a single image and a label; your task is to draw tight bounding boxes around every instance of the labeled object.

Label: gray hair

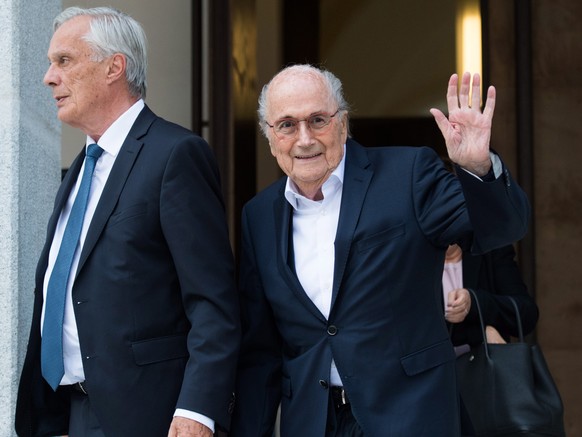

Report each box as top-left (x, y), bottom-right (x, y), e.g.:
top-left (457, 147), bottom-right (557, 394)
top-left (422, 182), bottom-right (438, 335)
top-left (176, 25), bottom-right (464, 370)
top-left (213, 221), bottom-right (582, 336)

top-left (54, 6), bottom-right (148, 99)
top-left (257, 64), bottom-right (351, 138)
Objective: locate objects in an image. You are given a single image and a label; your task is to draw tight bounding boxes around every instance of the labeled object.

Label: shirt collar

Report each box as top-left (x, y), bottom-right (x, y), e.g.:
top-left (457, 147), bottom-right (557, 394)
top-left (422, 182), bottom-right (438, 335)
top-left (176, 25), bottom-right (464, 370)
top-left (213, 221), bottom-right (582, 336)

top-left (86, 99), bottom-right (145, 157)
top-left (284, 143), bottom-right (346, 210)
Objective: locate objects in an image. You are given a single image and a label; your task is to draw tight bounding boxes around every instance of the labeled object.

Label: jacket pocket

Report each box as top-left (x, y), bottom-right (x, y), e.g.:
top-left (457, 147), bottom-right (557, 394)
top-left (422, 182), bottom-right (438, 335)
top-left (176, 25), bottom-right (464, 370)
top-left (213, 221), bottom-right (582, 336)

top-left (356, 223), bottom-right (405, 253)
top-left (131, 334), bottom-right (188, 365)
top-left (108, 203), bottom-right (148, 228)
top-left (400, 339), bottom-right (455, 376)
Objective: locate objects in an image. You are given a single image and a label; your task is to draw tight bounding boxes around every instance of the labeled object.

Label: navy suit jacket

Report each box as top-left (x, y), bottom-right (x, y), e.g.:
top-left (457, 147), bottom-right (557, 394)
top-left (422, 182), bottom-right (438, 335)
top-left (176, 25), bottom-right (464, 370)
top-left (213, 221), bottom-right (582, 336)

top-left (231, 139), bottom-right (530, 437)
top-left (16, 105), bottom-right (240, 437)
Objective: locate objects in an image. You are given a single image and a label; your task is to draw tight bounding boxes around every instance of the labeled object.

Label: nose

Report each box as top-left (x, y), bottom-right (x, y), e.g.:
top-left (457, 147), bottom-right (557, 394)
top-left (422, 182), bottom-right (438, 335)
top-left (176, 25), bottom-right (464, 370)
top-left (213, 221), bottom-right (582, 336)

top-left (43, 63), bottom-right (58, 87)
top-left (295, 120), bottom-right (315, 145)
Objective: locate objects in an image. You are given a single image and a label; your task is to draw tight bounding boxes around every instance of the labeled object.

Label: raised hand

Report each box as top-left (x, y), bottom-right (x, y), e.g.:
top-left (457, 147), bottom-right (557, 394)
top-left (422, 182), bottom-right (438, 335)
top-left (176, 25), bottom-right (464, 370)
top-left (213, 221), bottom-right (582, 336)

top-left (430, 72), bottom-right (496, 177)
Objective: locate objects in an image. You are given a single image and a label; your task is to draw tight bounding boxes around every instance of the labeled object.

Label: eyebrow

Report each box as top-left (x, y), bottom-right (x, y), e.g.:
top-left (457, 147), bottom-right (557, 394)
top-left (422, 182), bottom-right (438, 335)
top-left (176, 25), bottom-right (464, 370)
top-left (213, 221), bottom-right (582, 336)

top-left (274, 110), bottom-right (329, 120)
top-left (48, 50), bottom-right (71, 60)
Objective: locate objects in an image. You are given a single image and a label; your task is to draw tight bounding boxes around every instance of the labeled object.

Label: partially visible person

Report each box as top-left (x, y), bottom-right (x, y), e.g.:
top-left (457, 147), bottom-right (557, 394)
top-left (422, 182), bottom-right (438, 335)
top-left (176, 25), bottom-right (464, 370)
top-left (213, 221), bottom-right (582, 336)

top-left (443, 243), bottom-right (539, 436)
top-left (15, 7), bottom-right (239, 437)
top-left (231, 64), bottom-right (530, 436)
top-left (443, 243), bottom-right (539, 346)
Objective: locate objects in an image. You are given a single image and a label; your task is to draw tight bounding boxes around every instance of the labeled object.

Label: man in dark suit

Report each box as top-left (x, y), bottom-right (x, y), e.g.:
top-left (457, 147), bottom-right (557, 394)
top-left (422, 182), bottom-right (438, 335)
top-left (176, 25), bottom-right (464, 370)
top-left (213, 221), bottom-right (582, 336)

top-left (230, 65), bottom-right (530, 436)
top-left (15, 7), bottom-right (239, 437)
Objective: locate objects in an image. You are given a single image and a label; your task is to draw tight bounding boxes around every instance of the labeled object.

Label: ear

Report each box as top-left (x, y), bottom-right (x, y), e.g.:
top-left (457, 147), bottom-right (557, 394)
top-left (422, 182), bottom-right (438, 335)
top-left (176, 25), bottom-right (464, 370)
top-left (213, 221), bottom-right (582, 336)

top-left (106, 53), bottom-right (127, 84)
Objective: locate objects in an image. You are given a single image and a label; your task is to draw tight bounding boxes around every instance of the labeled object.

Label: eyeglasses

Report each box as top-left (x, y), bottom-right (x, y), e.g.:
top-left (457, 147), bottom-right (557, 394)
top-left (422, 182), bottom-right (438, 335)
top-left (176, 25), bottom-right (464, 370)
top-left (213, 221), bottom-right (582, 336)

top-left (266, 109), bottom-right (340, 139)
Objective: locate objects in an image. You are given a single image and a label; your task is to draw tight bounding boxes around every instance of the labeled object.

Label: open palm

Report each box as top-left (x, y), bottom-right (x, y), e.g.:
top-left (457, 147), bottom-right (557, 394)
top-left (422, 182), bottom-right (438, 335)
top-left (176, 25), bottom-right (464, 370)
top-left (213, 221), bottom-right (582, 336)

top-left (430, 72), bottom-right (496, 176)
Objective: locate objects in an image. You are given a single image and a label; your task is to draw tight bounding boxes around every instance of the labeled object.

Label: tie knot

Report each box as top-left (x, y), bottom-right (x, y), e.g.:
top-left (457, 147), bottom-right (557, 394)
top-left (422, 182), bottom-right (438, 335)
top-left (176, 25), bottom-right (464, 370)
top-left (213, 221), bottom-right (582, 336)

top-left (86, 143), bottom-right (104, 160)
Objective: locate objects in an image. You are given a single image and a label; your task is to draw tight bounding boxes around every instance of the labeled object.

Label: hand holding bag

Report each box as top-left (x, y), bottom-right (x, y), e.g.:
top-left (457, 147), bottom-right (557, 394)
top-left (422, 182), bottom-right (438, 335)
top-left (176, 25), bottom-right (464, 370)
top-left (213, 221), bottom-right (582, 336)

top-left (456, 289), bottom-right (565, 436)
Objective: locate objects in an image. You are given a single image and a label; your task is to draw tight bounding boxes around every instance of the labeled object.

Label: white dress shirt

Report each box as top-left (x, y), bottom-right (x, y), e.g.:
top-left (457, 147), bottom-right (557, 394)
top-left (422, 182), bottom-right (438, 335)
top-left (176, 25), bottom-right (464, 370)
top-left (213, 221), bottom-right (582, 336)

top-left (284, 145), bottom-right (346, 386)
top-left (41, 100), bottom-right (214, 432)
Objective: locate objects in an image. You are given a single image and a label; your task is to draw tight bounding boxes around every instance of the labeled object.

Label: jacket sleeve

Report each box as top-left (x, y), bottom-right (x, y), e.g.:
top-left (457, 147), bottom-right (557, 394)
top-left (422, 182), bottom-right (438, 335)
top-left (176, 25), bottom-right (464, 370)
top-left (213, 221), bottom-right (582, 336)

top-left (160, 135), bottom-right (240, 430)
top-left (412, 147), bottom-right (530, 253)
top-left (455, 154), bottom-right (531, 254)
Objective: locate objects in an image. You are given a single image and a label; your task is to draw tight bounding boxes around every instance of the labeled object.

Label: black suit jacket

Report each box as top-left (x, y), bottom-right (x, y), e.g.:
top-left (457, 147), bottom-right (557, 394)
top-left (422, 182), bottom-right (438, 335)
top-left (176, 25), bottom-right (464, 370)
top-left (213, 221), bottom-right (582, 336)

top-left (231, 139), bottom-right (530, 437)
top-left (449, 245), bottom-right (539, 346)
top-left (16, 105), bottom-right (240, 437)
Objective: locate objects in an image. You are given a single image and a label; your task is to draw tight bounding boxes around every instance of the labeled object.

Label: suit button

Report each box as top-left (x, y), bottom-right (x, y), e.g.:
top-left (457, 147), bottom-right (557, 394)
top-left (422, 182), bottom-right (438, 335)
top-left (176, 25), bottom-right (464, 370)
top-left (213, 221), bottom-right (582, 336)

top-left (327, 325), bottom-right (338, 336)
top-left (319, 379), bottom-right (329, 389)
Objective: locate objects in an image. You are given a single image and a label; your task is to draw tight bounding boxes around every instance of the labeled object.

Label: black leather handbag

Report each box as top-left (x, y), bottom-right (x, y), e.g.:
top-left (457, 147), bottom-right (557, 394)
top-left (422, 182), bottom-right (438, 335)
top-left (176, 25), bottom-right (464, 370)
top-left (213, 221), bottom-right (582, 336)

top-left (456, 289), bottom-right (565, 436)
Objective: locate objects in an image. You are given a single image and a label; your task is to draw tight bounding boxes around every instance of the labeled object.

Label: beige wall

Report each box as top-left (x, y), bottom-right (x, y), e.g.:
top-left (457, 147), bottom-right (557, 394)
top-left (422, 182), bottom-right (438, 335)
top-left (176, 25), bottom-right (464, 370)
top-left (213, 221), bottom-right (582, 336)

top-left (59, 0), bottom-right (192, 167)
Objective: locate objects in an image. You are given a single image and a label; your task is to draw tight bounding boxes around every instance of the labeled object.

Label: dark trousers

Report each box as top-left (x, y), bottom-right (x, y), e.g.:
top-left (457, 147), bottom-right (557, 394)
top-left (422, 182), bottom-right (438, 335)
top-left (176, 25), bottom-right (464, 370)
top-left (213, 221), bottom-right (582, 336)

top-left (68, 389), bottom-right (106, 437)
top-left (325, 391), bottom-right (365, 437)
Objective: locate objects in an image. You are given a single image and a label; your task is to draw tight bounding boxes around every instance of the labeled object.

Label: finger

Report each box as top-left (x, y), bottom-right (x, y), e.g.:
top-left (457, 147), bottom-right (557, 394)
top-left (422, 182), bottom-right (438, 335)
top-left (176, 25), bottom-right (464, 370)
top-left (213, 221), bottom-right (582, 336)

top-left (430, 108), bottom-right (449, 135)
top-left (482, 85), bottom-right (496, 119)
top-left (458, 72), bottom-right (471, 108)
top-left (446, 74), bottom-right (460, 112)
top-left (448, 289), bottom-right (463, 304)
top-left (471, 73), bottom-right (481, 109)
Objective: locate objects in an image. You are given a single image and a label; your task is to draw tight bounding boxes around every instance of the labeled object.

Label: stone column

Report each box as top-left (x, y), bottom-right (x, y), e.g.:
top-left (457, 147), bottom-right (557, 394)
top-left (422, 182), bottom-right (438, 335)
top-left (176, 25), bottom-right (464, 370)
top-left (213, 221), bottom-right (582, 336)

top-left (0, 0), bottom-right (61, 434)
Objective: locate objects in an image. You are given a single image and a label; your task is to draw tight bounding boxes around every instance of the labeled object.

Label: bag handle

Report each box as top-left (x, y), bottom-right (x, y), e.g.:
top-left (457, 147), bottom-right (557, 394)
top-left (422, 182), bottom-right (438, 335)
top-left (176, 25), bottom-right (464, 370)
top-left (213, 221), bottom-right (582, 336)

top-left (466, 288), bottom-right (491, 359)
top-left (467, 289), bottom-right (526, 358)
top-left (507, 296), bottom-right (524, 342)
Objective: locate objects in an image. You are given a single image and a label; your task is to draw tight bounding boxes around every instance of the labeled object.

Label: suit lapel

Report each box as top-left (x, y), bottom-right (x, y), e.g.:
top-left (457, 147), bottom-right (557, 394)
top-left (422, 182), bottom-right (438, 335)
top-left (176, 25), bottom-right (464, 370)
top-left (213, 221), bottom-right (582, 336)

top-left (273, 141), bottom-right (373, 318)
top-left (274, 183), bottom-right (327, 321)
top-left (331, 140), bottom-right (373, 310)
top-left (35, 150), bottom-right (86, 287)
top-left (76, 106), bottom-right (155, 276)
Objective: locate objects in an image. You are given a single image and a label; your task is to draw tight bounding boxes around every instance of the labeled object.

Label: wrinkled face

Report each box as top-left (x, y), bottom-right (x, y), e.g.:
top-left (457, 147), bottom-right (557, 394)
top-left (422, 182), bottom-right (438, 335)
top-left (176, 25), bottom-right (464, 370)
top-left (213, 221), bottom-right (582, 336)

top-left (265, 71), bottom-right (348, 199)
top-left (43, 16), bottom-right (110, 134)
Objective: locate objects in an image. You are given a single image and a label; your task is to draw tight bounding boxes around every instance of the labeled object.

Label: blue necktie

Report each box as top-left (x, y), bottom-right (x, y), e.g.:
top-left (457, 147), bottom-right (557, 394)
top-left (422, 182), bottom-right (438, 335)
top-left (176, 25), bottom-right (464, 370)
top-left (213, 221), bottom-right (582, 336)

top-left (41, 143), bottom-right (104, 391)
